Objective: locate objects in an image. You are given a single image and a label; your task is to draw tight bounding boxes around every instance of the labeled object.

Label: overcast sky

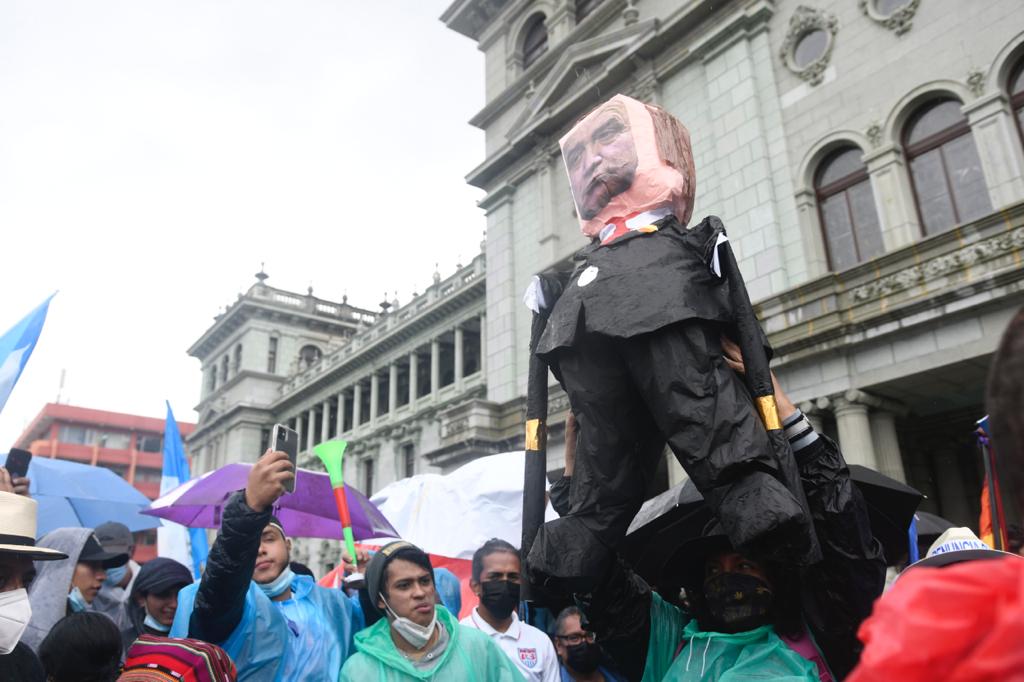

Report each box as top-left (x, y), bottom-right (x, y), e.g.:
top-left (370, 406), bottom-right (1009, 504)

top-left (0, 1), bottom-right (485, 447)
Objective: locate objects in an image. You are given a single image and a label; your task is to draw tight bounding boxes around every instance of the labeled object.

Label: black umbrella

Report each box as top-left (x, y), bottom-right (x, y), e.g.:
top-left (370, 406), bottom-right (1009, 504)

top-left (621, 479), bottom-right (710, 587)
top-left (914, 510), bottom-right (954, 545)
top-left (848, 465), bottom-right (923, 564)
top-left (620, 465), bottom-right (923, 584)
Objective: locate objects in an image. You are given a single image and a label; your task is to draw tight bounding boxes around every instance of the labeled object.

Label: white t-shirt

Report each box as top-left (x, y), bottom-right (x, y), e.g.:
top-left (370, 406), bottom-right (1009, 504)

top-left (461, 608), bottom-right (559, 682)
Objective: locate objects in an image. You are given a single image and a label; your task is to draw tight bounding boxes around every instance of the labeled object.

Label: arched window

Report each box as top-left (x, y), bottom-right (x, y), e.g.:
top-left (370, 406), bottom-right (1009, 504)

top-left (299, 344), bottom-right (322, 369)
top-left (1009, 58), bottom-right (1024, 148)
top-left (815, 146), bottom-right (885, 270)
top-left (522, 14), bottom-right (548, 69)
top-left (903, 98), bottom-right (992, 235)
top-left (575, 0), bottom-right (601, 23)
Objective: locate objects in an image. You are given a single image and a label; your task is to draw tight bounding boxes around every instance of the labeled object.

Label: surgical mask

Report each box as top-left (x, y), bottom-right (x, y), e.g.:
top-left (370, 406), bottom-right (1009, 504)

top-left (258, 567), bottom-right (294, 599)
top-left (104, 563), bottom-right (128, 587)
top-left (565, 642), bottom-right (602, 674)
top-left (480, 580), bottom-right (520, 620)
top-left (68, 586), bottom-right (88, 613)
top-left (703, 572), bottom-right (773, 633)
top-left (143, 613), bottom-right (171, 633)
top-left (0, 589), bottom-right (32, 654)
top-left (380, 593), bottom-right (437, 649)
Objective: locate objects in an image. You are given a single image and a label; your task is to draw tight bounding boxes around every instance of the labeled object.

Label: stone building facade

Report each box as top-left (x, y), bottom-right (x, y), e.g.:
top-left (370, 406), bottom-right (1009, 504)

top-left (441, 0), bottom-right (1024, 525)
top-left (188, 0), bottom-right (1024, 575)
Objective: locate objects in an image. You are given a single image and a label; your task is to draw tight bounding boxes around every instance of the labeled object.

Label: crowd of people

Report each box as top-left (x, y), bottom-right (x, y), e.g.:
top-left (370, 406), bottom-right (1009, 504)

top-left (1, 308), bottom-right (1022, 682)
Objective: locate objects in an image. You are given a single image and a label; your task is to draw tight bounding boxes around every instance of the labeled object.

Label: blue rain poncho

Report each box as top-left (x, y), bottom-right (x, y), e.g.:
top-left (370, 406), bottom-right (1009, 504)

top-left (172, 573), bottom-right (362, 682)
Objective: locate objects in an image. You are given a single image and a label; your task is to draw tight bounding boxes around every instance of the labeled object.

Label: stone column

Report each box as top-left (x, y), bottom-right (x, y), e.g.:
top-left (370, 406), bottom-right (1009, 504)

top-left (479, 313), bottom-right (487, 375)
top-left (336, 392), bottom-right (346, 435)
top-left (430, 338), bottom-right (440, 396)
top-left (963, 93), bottom-right (1024, 209)
top-left (294, 415), bottom-right (303, 452)
top-left (409, 351), bottom-right (419, 404)
top-left (370, 372), bottom-right (379, 423)
top-left (353, 383), bottom-right (362, 428)
top-left (869, 410), bottom-right (906, 483)
top-left (389, 363), bottom-right (399, 413)
top-left (454, 326), bottom-right (464, 386)
top-left (864, 145), bottom-right (922, 251)
top-left (305, 408), bottom-right (315, 452)
top-left (833, 392), bottom-right (878, 469)
top-left (320, 399), bottom-right (330, 443)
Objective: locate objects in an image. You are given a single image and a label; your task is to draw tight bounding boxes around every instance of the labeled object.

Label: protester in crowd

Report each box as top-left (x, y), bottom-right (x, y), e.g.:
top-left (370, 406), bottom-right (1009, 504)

top-left (461, 538), bottom-right (559, 681)
top-left (340, 540), bottom-right (523, 681)
top-left (38, 611), bottom-right (122, 682)
top-left (171, 448), bottom-right (362, 681)
top-left (0, 491), bottom-right (67, 682)
top-left (553, 606), bottom-right (625, 682)
top-left (23, 527), bottom-right (128, 651)
top-left (341, 549), bottom-right (464, 625)
top-left (93, 521), bottom-right (140, 628)
top-left (121, 556), bottom-right (193, 649)
top-left (118, 634), bottom-right (237, 681)
top-left (565, 338), bottom-right (883, 681)
top-left (847, 308), bottom-right (1024, 682)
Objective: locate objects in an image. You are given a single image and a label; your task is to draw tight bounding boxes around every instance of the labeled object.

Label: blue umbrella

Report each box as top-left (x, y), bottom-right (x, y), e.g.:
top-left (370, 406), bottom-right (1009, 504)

top-left (0, 453), bottom-right (161, 535)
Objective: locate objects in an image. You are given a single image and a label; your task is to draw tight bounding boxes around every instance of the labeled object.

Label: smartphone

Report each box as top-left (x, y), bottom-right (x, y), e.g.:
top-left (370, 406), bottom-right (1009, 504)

top-left (5, 448), bottom-right (32, 479)
top-left (270, 424), bottom-right (299, 494)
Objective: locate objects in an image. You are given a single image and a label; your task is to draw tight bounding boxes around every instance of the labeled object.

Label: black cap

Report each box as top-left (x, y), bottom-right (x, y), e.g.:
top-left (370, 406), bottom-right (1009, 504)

top-left (78, 533), bottom-right (129, 569)
top-left (130, 558), bottom-right (193, 599)
top-left (95, 521), bottom-right (133, 555)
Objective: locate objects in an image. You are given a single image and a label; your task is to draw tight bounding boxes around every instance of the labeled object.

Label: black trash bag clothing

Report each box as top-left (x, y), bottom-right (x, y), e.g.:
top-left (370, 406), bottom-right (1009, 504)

top-left (188, 491), bottom-right (270, 644)
top-left (528, 215), bottom-right (819, 592)
top-left (574, 433), bottom-right (884, 681)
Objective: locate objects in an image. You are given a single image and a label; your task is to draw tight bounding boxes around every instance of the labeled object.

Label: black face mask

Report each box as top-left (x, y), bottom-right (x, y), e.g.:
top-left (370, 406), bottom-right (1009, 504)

top-left (703, 572), bottom-right (773, 633)
top-left (565, 642), bottom-right (601, 674)
top-left (480, 580), bottom-right (520, 620)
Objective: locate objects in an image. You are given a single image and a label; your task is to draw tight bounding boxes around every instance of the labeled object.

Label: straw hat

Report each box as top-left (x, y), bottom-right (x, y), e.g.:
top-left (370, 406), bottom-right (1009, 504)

top-left (0, 492), bottom-right (67, 560)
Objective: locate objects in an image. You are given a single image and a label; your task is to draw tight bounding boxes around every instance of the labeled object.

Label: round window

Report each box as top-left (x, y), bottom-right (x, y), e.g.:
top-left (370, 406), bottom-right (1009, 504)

top-left (875, 0), bottom-right (913, 16)
top-left (793, 29), bottom-right (829, 69)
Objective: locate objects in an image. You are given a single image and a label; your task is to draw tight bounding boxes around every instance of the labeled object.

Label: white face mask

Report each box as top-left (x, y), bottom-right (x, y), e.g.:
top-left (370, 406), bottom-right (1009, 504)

top-left (0, 589), bottom-right (32, 654)
top-left (380, 593), bottom-right (437, 649)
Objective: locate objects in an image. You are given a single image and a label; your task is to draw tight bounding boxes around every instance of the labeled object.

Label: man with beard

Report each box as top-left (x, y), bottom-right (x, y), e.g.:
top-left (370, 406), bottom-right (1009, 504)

top-left (461, 539), bottom-right (559, 682)
top-left (562, 98), bottom-right (638, 222)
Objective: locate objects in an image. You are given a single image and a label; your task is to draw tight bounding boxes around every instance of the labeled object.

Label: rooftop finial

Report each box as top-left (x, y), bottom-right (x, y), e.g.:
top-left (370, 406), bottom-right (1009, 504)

top-left (379, 292), bottom-right (392, 314)
top-left (255, 262), bottom-right (268, 283)
top-left (433, 263), bottom-right (441, 285)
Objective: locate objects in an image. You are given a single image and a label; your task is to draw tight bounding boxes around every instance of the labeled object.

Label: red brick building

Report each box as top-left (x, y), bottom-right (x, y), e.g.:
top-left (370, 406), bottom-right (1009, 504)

top-left (15, 403), bottom-right (196, 562)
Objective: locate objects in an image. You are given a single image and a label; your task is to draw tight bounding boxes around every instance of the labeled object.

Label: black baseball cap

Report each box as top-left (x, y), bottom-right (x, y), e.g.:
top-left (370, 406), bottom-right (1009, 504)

top-left (78, 533), bottom-right (129, 569)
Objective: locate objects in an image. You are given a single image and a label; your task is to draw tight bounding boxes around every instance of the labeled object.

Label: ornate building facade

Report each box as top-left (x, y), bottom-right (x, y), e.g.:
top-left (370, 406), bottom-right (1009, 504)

top-left (441, 0), bottom-right (1024, 526)
top-left (189, 0), bottom-right (1024, 574)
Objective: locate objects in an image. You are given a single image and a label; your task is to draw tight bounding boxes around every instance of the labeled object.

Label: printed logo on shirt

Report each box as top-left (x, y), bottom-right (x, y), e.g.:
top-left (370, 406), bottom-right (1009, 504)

top-left (518, 647), bottom-right (538, 669)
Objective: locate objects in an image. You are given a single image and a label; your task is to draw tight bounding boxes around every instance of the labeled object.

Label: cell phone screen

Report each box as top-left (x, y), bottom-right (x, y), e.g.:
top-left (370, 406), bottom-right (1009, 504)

top-left (5, 448), bottom-right (32, 479)
top-left (270, 424), bottom-right (299, 493)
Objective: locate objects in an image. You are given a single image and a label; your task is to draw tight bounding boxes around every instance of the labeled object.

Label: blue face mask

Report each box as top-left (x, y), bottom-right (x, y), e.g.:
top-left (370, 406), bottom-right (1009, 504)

top-left (258, 567), bottom-right (294, 599)
top-left (143, 613), bottom-right (171, 633)
top-left (68, 586), bottom-right (88, 613)
top-left (104, 563), bottom-right (128, 587)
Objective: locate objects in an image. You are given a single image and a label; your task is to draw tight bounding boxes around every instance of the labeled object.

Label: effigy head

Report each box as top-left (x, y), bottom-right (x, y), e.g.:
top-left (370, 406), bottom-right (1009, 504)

top-left (559, 94), bottom-right (696, 242)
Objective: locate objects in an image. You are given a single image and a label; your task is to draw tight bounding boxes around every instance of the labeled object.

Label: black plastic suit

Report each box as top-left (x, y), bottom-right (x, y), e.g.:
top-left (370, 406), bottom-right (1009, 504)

top-left (527, 214), bottom-right (820, 593)
top-left (578, 434), bottom-right (885, 681)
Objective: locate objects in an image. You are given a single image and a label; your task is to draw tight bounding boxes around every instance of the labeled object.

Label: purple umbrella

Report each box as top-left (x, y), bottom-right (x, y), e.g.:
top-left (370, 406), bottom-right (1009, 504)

top-left (142, 462), bottom-right (399, 541)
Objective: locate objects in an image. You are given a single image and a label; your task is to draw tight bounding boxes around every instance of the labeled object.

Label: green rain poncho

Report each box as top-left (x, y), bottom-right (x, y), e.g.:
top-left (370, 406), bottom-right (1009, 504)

top-left (640, 593), bottom-right (818, 682)
top-left (339, 604), bottom-right (523, 681)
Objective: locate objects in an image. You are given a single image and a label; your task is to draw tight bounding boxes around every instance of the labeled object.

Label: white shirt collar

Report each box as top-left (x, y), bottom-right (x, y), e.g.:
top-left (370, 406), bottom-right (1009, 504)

top-left (470, 607), bottom-right (521, 640)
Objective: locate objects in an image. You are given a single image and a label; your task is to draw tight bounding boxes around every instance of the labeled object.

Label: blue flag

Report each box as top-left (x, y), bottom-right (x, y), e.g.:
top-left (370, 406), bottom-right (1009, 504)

top-left (159, 401), bottom-right (210, 578)
top-left (0, 293), bottom-right (55, 415)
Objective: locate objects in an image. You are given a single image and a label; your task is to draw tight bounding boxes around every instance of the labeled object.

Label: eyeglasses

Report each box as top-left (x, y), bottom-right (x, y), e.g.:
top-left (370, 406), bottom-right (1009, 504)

top-left (555, 632), bottom-right (596, 646)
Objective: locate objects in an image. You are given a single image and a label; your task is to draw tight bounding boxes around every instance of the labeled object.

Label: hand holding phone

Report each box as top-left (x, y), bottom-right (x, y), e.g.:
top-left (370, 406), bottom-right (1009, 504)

top-left (4, 448), bottom-right (32, 496)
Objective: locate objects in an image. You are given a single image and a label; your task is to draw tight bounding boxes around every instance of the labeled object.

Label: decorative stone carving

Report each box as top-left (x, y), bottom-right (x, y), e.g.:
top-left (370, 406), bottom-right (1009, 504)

top-left (966, 67), bottom-right (986, 97)
top-left (859, 0), bottom-right (920, 36)
top-left (622, 0), bottom-right (639, 26)
top-left (865, 122), bottom-right (883, 148)
top-left (779, 6), bottom-right (839, 86)
top-left (851, 225), bottom-right (1024, 301)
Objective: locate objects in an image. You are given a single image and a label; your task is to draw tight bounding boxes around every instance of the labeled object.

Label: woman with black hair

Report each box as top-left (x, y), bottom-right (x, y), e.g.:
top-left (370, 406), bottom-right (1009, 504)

top-left (38, 611), bottom-right (122, 682)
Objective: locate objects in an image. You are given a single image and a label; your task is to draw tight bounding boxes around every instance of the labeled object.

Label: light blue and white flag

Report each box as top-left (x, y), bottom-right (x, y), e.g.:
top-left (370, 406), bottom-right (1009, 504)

top-left (0, 294), bottom-right (55, 415)
top-left (158, 401), bottom-right (210, 578)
